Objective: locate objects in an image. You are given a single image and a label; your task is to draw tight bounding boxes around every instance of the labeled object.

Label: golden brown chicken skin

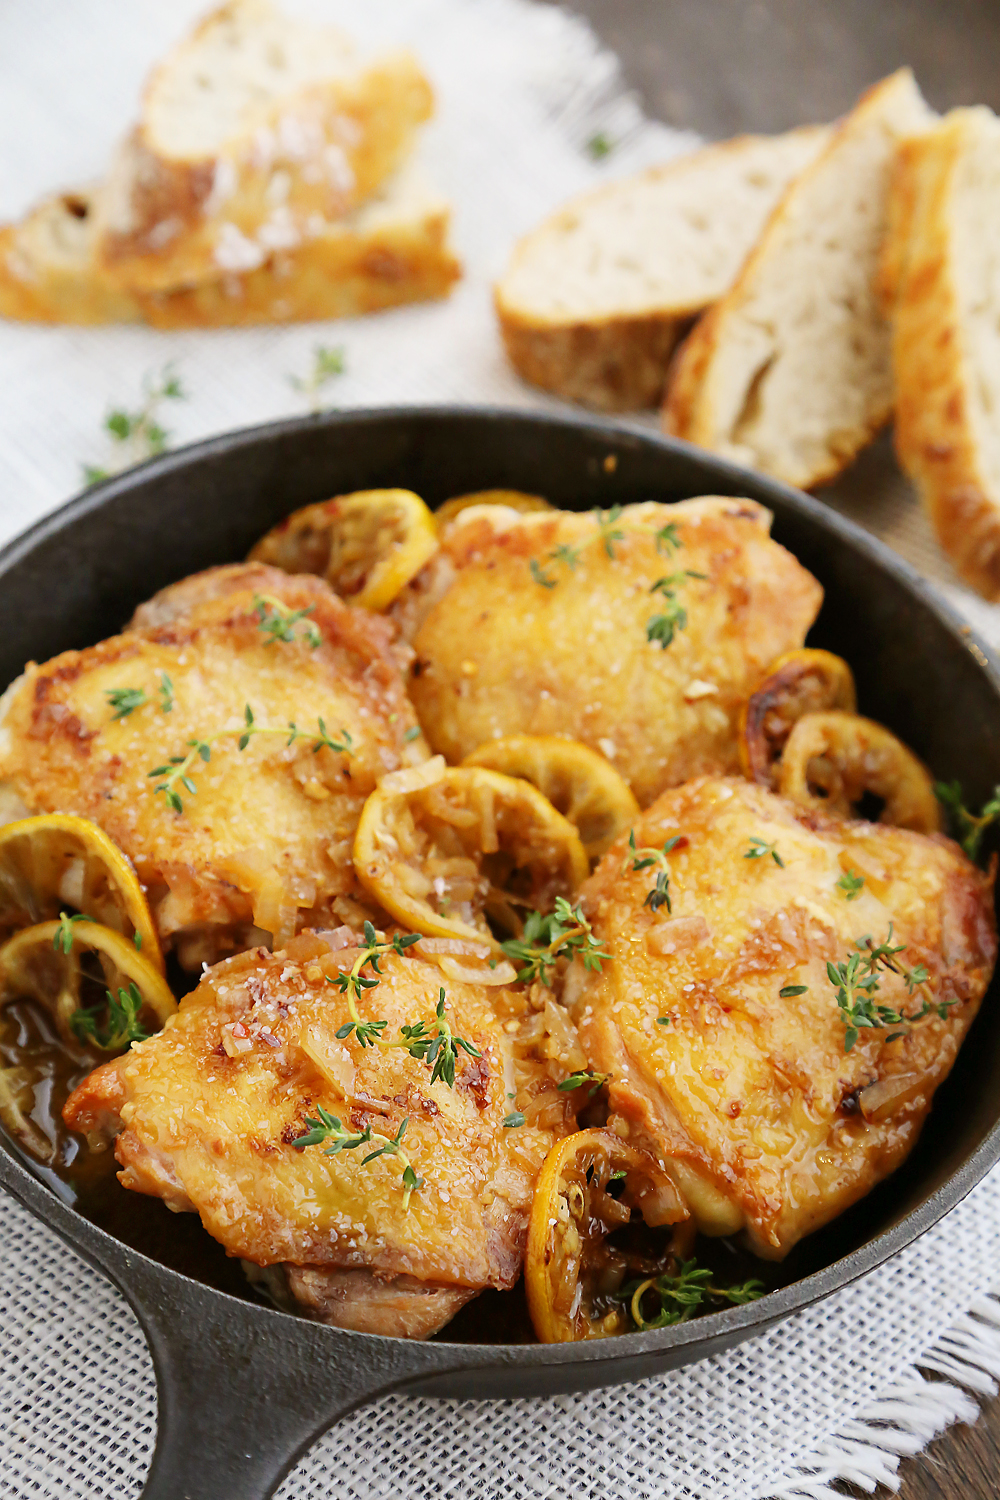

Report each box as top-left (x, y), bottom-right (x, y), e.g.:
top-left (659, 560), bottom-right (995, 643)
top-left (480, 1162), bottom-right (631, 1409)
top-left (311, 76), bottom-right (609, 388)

top-left (565, 776), bottom-right (995, 1258)
top-left (0, 566), bottom-right (426, 965)
top-left (394, 498), bottom-right (822, 807)
top-left (64, 930), bottom-right (579, 1337)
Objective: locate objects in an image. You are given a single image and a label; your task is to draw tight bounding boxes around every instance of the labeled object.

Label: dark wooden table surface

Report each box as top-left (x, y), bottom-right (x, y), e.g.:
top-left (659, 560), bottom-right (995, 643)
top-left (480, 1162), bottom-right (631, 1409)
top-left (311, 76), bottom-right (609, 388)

top-left (544, 3), bottom-right (1000, 1495)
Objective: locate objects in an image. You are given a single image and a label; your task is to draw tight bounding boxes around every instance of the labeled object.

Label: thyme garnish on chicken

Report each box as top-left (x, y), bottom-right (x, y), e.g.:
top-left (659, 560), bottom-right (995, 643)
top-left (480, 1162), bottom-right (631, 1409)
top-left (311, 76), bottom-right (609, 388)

top-left (253, 594), bottom-right (321, 648)
top-left (530, 544), bottom-right (584, 589)
top-left (331, 922), bottom-right (423, 1001)
top-left (556, 1069), bottom-right (609, 1099)
top-left (148, 706), bottom-right (353, 812)
top-left (499, 897), bottom-right (610, 984)
top-left (395, 988), bottom-right (482, 1088)
top-left (935, 780), bottom-right (1000, 862)
top-left (71, 982), bottom-right (148, 1052)
top-left (655, 521), bottom-right (682, 556)
top-left (621, 1258), bottom-right (765, 1330)
top-left (292, 1107), bottom-right (422, 1207)
top-left (594, 504), bottom-right (625, 559)
top-left (625, 829), bottom-right (683, 913)
top-left (106, 670), bottom-right (174, 722)
top-left (529, 558), bottom-right (557, 590)
top-left (836, 869), bottom-right (865, 900)
top-left (828, 924), bottom-right (948, 1051)
top-left (645, 570), bottom-right (707, 650)
top-left (744, 836), bottom-right (784, 867)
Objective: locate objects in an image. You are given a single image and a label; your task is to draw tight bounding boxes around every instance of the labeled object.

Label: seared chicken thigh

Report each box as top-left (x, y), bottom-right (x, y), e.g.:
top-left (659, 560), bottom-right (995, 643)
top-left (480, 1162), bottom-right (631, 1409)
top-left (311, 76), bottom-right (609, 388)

top-left (567, 777), bottom-right (995, 1257)
top-left (0, 566), bottom-right (425, 965)
top-left (395, 498), bottom-right (822, 806)
top-left (65, 929), bottom-right (579, 1336)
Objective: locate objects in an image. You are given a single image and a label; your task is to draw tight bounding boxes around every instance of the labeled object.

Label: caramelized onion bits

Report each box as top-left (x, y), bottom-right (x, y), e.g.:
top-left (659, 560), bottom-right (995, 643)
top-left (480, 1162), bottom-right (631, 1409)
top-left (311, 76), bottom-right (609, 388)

top-left (352, 758), bottom-right (589, 949)
top-left (858, 1073), bottom-right (925, 1123)
top-left (462, 734), bottom-right (640, 862)
top-left (778, 711), bottom-right (942, 833)
top-left (739, 649), bottom-right (857, 790)
top-left (525, 1127), bottom-right (692, 1343)
top-left (248, 488), bottom-right (439, 611)
top-left (432, 490), bottom-right (553, 533)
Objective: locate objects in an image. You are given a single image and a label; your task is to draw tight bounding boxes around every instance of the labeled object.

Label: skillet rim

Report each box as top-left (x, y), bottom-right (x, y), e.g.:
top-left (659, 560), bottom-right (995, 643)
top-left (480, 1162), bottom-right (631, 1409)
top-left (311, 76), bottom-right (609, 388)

top-left (0, 400), bottom-right (998, 1371)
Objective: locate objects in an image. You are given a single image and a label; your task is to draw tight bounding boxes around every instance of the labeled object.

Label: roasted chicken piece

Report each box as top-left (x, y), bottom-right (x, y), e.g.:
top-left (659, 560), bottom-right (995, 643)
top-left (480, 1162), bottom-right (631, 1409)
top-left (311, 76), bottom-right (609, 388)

top-left (64, 929), bottom-right (581, 1337)
top-left (393, 498), bottom-right (822, 807)
top-left (566, 776), bottom-right (995, 1258)
top-left (0, 565), bottom-right (425, 966)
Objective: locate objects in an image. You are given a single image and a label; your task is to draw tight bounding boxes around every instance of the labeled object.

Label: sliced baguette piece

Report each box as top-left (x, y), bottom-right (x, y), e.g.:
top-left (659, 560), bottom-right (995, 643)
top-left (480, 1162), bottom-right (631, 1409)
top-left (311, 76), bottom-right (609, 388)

top-left (663, 69), bottom-right (934, 489)
top-left (0, 163), bottom-right (459, 327)
top-left (495, 125), bottom-right (830, 411)
top-left (92, 0), bottom-right (433, 294)
top-left (888, 108), bottom-right (1000, 599)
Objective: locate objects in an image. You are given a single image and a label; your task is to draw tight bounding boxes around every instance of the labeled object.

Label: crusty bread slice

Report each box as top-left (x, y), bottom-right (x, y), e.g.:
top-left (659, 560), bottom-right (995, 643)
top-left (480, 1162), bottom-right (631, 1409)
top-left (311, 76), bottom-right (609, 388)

top-left (495, 126), bottom-right (830, 411)
top-left (663, 69), bottom-right (934, 489)
top-left (0, 163), bottom-right (459, 327)
top-left (92, 0), bottom-right (433, 294)
top-left (0, 188), bottom-right (142, 324)
top-left (887, 108), bottom-right (1000, 599)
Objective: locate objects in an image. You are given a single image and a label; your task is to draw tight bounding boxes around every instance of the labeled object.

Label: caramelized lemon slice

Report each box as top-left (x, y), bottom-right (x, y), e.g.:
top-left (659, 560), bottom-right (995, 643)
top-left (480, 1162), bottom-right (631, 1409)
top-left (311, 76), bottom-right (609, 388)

top-left (462, 735), bottom-right (639, 861)
top-left (525, 1128), bottom-right (692, 1343)
top-left (778, 711), bottom-right (942, 833)
top-left (352, 759), bottom-right (588, 947)
top-left (0, 814), bottom-right (162, 971)
top-left (739, 649), bottom-right (857, 790)
top-left (433, 490), bottom-right (553, 532)
top-left (248, 489), bottom-right (438, 611)
top-left (0, 919), bottom-right (176, 1049)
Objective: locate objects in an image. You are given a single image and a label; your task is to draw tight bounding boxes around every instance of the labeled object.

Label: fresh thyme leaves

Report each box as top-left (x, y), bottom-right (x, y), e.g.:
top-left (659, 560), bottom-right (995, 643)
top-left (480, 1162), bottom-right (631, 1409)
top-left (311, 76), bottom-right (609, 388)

top-left (622, 1258), bottom-right (765, 1331)
top-left (149, 705), bottom-right (354, 812)
top-left (779, 984), bottom-right (808, 998)
top-left (499, 897), bottom-right (610, 985)
top-left (106, 686), bottom-right (147, 720)
top-left (586, 130), bottom-right (613, 159)
top-left (557, 1070), bottom-right (610, 1098)
top-left (83, 365), bottom-right (186, 485)
top-left (529, 544), bottom-right (583, 589)
top-left (645, 571), bottom-right (706, 650)
top-left (836, 869), bottom-right (865, 900)
top-left (288, 344), bottom-right (346, 407)
top-left (827, 923), bottom-right (945, 1052)
top-left (935, 780), bottom-right (1000, 862)
top-left (107, 672), bottom-right (173, 723)
top-left (744, 837), bottom-right (784, 868)
top-left (134, 930), bottom-right (143, 950)
top-left (292, 1107), bottom-right (422, 1207)
top-left (53, 911), bottom-right (93, 954)
top-left (397, 988), bottom-right (482, 1088)
top-left (593, 504), bottom-right (625, 559)
top-left (656, 1015), bottom-right (671, 1027)
top-left (625, 829), bottom-right (683, 913)
top-left (70, 982), bottom-right (148, 1052)
top-left (503, 1111), bottom-right (526, 1128)
top-left (530, 558), bottom-right (557, 589)
top-left (254, 594), bottom-right (321, 648)
top-left (655, 522), bottom-right (681, 556)
top-left (330, 921), bottom-right (423, 1000)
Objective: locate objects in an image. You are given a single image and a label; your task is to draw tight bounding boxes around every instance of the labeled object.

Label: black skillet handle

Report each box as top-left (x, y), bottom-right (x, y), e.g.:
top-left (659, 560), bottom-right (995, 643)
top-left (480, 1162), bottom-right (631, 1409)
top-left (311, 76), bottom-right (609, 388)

top-left (123, 1257), bottom-right (478, 1500)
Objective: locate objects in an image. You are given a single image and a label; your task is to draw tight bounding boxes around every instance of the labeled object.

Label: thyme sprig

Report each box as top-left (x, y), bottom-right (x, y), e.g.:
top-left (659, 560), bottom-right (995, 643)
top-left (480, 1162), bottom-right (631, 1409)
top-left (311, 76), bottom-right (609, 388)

top-left (622, 1258), bottom-right (765, 1330)
top-left (655, 522), bottom-right (682, 556)
top-left (148, 705), bottom-right (353, 812)
top-left (83, 365), bottom-right (186, 485)
top-left (935, 780), bottom-right (1000, 862)
top-left (254, 594), bottom-right (321, 648)
top-left (106, 670), bottom-right (174, 722)
top-left (744, 837), bottom-right (784, 868)
top-left (586, 131), bottom-right (614, 160)
top-left (292, 1107), bottom-right (421, 1207)
top-left (529, 543), bottom-right (584, 590)
top-left (330, 921), bottom-right (422, 1002)
top-left (70, 982), bottom-right (148, 1052)
top-left (836, 869), bottom-right (865, 900)
top-left (593, 504), bottom-right (625, 559)
top-left (53, 911), bottom-right (92, 953)
top-left (499, 897), bottom-right (610, 985)
top-left (828, 924), bottom-right (947, 1052)
top-left (288, 344), bottom-right (346, 409)
top-left (556, 1069), bottom-right (609, 1099)
top-left (645, 570), bottom-right (707, 650)
top-left (625, 829), bottom-right (683, 913)
top-left (394, 987), bottom-right (481, 1088)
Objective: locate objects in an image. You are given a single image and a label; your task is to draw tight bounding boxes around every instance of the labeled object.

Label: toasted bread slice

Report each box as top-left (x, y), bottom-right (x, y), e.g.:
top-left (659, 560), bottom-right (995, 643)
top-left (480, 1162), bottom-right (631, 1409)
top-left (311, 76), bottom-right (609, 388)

top-left (92, 0), bottom-right (433, 294)
top-left (495, 126), bottom-right (830, 411)
top-left (887, 108), bottom-right (1000, 599)
top-left (0, 188), bottom-right (142, 324)
top-left (663, 70), bottom-right (934, 489)
top-left (0, 162), bottom-right (459, 328)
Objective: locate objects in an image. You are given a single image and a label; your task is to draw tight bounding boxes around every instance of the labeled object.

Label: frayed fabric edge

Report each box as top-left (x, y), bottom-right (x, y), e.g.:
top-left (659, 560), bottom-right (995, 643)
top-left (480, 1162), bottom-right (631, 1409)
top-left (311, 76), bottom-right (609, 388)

top-left (763, 1293), bottom-right (1000, 1498)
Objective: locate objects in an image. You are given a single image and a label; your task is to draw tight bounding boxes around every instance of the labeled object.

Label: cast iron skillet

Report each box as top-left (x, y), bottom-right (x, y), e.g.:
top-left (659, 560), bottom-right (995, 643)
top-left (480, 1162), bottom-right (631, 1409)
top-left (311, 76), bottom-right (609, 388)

top-left (1, 407), bottom-right (999, 1500)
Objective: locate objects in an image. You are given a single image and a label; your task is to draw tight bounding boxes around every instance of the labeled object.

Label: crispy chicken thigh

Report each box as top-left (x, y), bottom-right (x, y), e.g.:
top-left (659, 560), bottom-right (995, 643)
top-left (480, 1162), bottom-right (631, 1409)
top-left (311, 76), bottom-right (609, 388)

top-left (567, 777), bottom-right (995, 1257)
top-left (65, 930), bottom-right (577, 1336)
top-left (395, 498), bottom-right (822, 806)
top-left (0, 566), bottom-right (425, 965)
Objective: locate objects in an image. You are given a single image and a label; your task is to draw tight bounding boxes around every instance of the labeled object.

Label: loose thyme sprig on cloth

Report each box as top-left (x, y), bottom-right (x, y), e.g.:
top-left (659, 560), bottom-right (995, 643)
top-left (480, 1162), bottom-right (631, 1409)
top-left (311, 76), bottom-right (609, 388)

top-left (253, 594), bottom-right (321, 648)
top-left (499, 897), bottom-right (610, 985)
top-left (625, 829), bottom-right (684, 913)
top-left (288, 345), bottom-right (346, 409)
top-left (292, 1107), bottom-right (422, 1208)
top-left (935, 779), bottom-right (1000, 861)
top-left (83, 365), bottom-right (186, 485)
top-left (148, 704), bottom-right (353, 813)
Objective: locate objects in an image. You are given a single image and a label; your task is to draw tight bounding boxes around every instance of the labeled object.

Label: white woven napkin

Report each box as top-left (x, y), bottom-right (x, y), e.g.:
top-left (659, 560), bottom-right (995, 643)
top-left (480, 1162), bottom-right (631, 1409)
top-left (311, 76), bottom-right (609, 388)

top-left (1, 4), bottom-right (999, 1497)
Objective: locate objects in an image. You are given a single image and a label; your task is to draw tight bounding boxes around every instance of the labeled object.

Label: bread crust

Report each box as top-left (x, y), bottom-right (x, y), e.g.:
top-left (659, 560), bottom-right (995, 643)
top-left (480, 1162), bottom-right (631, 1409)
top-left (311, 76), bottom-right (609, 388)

top-left (0, 192), bottom-right (143, 325)
top-left (889, 110), bottom-right (1000, 599)
top-left (663, 70), bottom-right (930, 489)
